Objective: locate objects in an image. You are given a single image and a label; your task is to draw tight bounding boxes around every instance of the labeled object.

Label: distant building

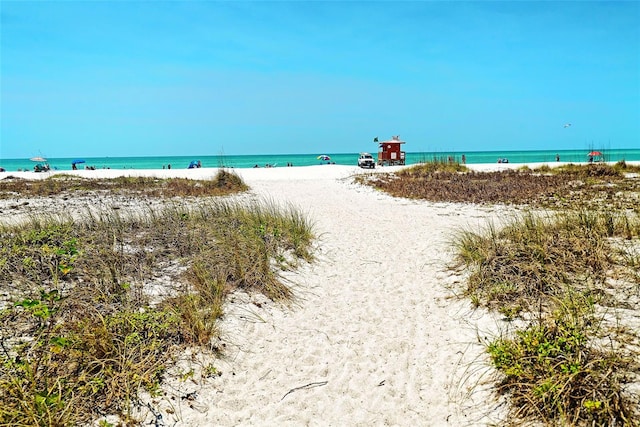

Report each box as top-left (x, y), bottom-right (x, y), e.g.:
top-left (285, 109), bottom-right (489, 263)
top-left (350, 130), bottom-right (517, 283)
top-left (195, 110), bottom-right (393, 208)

top-left (377, 135), bottom-right (406, 166)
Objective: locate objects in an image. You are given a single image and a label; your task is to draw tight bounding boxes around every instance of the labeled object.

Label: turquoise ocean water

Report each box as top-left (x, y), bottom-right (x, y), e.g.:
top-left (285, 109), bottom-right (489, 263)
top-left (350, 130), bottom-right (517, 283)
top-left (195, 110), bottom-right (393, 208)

top-left (2, 149), bottom-right (639, 172)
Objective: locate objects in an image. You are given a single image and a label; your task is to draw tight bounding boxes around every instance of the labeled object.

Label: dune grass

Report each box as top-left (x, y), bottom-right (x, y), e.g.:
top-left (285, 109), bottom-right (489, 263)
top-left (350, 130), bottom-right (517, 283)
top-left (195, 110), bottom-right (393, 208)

top-left (0, 169), bottom-right (248, 199)
top-left (357, 161), bottom-right (640, 210)
top-left (486, 295), bottom-right (636, 426)
top-left (0, 172), bottom-right (314, 425)
top-left (454, 210), bottom-right (640, 317)
top-left (453, 210), bottom-right (640, 426)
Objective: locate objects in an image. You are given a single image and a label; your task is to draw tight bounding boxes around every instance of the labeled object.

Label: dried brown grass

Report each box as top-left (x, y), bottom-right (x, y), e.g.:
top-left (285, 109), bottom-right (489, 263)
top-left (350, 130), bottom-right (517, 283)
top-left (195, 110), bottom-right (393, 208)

top-left (0, 170), bottom-right (248, 199)
top-left (358, 162), bottom-right (640, 210)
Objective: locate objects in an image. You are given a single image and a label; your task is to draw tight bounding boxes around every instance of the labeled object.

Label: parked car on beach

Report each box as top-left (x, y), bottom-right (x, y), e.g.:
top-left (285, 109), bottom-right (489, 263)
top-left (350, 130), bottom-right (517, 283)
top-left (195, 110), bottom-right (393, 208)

top-left (358, 152), bottom-right (375, 169)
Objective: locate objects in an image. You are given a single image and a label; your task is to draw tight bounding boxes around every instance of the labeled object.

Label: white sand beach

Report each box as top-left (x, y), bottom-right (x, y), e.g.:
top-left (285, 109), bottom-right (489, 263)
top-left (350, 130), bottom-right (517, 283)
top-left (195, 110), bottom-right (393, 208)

top-left (2, 162), bottom-right (634, 426)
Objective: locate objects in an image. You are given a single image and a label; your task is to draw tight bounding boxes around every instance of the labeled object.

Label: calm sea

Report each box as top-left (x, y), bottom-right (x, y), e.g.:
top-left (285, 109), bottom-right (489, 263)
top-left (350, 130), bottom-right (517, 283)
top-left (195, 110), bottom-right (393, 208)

top-left (2, 149), bottom-right (640, 172)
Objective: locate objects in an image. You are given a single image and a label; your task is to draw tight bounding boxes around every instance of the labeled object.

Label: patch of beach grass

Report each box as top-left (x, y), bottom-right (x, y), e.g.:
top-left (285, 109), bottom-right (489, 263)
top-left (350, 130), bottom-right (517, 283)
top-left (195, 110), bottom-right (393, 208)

top-left (358, 161), bottom-right (640, 210)
top-left (453, 210), bottom-right (640, 426)
top-left (453, 210), bottom-right (639, 315)
top-left (0, 169), bottom-right (248, 199)
top-left (0, 195), bottom-right (314, 425)
top-left (400, 158), bottom-right (469, 174)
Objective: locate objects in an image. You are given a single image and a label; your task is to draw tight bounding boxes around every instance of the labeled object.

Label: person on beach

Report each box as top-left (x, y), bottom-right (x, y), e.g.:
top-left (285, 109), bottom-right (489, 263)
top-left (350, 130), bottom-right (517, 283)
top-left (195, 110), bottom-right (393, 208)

top-left (556, 154), bottom-right (560, 162)
top-left (461, 154), bottom-right (466, 164)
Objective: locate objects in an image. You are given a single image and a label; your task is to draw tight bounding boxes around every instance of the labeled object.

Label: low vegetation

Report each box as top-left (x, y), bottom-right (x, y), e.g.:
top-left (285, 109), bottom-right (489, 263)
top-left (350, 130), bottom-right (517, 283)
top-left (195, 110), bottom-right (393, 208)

top-left (453, 210), bottom-right (640, 426)
top-left (358, 161), bottom-right (640, 210)
top-left (0, 169), bottom-right (248, 199)
top-left (0, 171), bottom-right (314, 425)
top-left (454, 210), bottom-right (640, 317)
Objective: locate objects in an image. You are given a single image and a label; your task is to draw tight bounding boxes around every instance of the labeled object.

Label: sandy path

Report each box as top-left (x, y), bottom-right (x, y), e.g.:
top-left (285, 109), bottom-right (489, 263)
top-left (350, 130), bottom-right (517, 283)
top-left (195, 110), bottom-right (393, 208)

top-left (159, 170), bottom-right (509, 426)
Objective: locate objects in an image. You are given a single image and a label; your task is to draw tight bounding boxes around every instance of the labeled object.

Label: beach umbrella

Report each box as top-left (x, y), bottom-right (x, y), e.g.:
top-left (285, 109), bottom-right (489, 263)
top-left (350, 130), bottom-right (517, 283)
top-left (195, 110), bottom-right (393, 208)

top-left (588, 151), bottom-right (602, 157)
top-left (72, 159), bottom-right (86, 165)
top-left (30, 156), bottom-right (47, 162)
top-left (317, 155), bottom-right (330, 161)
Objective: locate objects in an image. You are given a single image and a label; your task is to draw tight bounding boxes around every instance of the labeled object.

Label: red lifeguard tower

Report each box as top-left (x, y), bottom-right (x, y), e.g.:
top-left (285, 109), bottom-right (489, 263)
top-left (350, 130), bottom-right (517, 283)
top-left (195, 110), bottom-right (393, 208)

top-left (376, 135), bottom-right (406, 166)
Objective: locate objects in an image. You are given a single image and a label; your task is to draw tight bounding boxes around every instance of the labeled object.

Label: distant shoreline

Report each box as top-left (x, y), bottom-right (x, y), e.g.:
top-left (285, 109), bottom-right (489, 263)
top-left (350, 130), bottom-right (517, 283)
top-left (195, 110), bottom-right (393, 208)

top-left (2, 161), bottom-right (639, 182)
top-left (2, 148), bottom-right (640, 172)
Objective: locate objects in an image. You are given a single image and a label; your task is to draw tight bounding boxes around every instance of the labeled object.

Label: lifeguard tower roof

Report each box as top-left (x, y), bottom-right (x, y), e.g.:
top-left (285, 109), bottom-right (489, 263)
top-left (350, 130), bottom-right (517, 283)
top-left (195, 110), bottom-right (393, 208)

top-left (380, 135), bottom-right (405, 144)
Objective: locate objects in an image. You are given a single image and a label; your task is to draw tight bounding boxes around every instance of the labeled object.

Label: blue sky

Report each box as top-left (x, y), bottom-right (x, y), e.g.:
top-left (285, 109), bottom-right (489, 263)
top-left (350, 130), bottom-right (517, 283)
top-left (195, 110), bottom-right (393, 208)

top-left (1, 1), bottom-right (639, 158)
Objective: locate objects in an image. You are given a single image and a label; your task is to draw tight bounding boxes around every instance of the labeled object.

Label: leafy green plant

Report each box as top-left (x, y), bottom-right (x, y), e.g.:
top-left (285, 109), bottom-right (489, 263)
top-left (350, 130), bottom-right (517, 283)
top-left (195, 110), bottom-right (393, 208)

top-left (488, 303), bottom-right (634, 426)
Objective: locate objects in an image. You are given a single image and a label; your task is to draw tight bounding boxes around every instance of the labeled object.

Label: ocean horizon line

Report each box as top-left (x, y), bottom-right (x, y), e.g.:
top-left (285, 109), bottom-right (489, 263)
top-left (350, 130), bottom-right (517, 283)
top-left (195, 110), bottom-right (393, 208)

top-left (2, 148), bottom-right (639, 172)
